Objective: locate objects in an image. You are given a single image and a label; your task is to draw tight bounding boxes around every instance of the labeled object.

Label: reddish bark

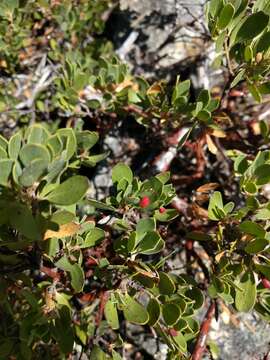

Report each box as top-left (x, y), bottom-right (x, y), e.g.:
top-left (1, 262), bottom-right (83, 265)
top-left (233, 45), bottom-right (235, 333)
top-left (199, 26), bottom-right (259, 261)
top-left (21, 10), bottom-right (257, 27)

top-left (95, 291), bottom-right (109, 325)
top-left (192, 302), bottom-right (216, 360)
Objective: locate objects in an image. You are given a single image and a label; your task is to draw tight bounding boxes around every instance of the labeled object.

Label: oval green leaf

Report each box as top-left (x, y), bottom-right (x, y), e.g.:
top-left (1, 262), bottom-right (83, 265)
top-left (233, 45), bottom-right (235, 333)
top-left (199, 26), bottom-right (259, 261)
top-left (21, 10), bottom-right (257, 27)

top-left (235, 271), bottom-right (256, 312)
top-left (235, 11), bottom-right (269, 43)
top-left (45, 175), bottom-right (89, 205)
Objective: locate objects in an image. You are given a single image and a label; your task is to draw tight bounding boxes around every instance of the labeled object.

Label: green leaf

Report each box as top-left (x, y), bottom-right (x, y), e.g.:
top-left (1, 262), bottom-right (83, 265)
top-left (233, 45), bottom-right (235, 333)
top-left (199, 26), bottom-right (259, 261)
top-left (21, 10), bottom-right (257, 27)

top-left (0, 147), bottom-right (7, 159)
top-left (136, 231), bottom-right (164, 255)
top-left (156, 172), bottom-right (170, 184)
top-left (248, 83), bottom-right (262, 103)
top-left (158, 272), bottom-right (176, 295)
top-left (224, 201), bottom-right (235, 214)
top-left (57, 128), bottom-right (77, 160)
top-left (253, 0), bottom-right (270, 13)
top-left (104, 297), bottom-right (119, 329)
top-left (56, 256), bottom-right (84, 292)
top-left (260, 119), bottom-right (270, 138)
top-left (147, 298), bottom-right (161, 326)
top-left (51, 210), bottom-right (75, 225)
top-left (44, 157), bottom-right (67, 184)
top-left (73, 72), bottom-right (88, 91)
top-left (197, 109), bottom-right (211, 122)
top-left (82, 228), bottom-right (105, 248)
top-left (216, 30), bottom-right (226, 52)
top-left (0, 159), bottom-right (13, 185)
top-left (19, 144), bottom-right (51, 167)
top-left (112, 350), bottom-right (122, 360)
top-left (0, 135), bottom-right (8, 151)
top-left (83, 152), bottom-right (109, 167)
top-left (254, 164), bottom-right (270, 185)
top-left (197, 90), bottom-right (211, 108)
top-left (256, 31), bottom-right (270, 53)
top-left (12, 161), bottom-right (22, 185)
top-left (217, 4), bottom-right (235, 30)
top-left (255, 264), bottom-right (270, 280)
top-left (207, 98), bottom-right (220, 112)
top-left (46, 134), bottom-right (63, 157)
top-left (235, 271), bottom-right (256, 312)
top-left (230, 68), bottom-right (246, 88)
top-left (8, 132), bottom-right (21, 160)
top-left (136, 218), bottom-right (156, 240)
top-left (255, 208), bottom-right (270, 220)
top-left (244, 45), bottom-right (253, 62)
top-left (27, 124), bottom-right (49, 144)
top-left (235, 11), bottom-right (269, 43)
top-left (186, 287), bottom-right (205, 310)
top-left (122, 294), bottom-right (149, 324)
top-left (112, 163), bottom-right (133, 184)
top-left (87, 199), bottom-right (116, 211)
top-left (154, 209), bottom-right (179, 222)
top-left (90, 346), bottom-right (107, 360)
top-left (245, 238), bottom-right (268, 253)
top-left (19, 158), bottom-right (47, 187)
top-left (173, 332), bottom-right (187, 353)
top-left (128, 88), bottom-right (141, 103)
top-left (8, 203), bottom-right (41, 240)
top-left (76, 131), bottom-right (99, 150)
top-left (0, 339), bottom-right (13, 357)
top-left (244, 181), bottom-right (257, 194)
top-left (75, 325), bottom-right (87, 345)
top-left (208, 191), bottom-right (224, 220)
top-left (45, 176), bottom-right (89, 205)
top-left (172, 79), bottom-right (191, 104)
top-left (209, 0), bottom-right (224, 17)
top-left (177, 126), bottom-right (193, 149)
top-left (162, 303), bottom-right (181, 326)
top-left (239, 220), bottom-right (266, 238)
top-left (54, 307), bottom-right (74, 353)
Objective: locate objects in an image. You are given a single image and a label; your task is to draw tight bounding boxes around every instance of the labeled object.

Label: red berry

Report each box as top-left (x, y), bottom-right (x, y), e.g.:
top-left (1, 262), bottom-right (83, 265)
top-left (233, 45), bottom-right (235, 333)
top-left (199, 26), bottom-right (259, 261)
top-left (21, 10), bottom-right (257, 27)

top-left (159, 207), bottom-right (166, 213)
top-left (139, 196), bottom-right (150, 208)
top-left (262, 278), bottom-right (270, 289)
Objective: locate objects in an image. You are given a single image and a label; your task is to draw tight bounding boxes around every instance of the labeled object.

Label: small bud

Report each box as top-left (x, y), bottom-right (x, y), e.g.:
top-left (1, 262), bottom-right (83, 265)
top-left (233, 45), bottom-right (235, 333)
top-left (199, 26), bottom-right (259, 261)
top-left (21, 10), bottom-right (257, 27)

top-left (159, 207), bottom-right (166, 213)
top-left (229, 89), bottom-right (244, 97)
top-left (256, 52), bottom-right (263, 64)
top-left (261, 277), bottom-right (270, 289)
top-left (139, 196), bottom-right (150, 208)
top-left (185, 240), bottom-right (193, 251)
top-left (169, 328), bottom-right (178, 337)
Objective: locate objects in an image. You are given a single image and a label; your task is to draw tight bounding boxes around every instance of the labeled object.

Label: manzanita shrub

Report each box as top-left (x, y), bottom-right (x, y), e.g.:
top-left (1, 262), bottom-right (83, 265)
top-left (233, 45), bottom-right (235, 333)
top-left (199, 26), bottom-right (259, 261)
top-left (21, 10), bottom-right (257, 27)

top-left (0, 123), bottom-right (195, 358)
top-left (1, 0), bottom-right (270, 359)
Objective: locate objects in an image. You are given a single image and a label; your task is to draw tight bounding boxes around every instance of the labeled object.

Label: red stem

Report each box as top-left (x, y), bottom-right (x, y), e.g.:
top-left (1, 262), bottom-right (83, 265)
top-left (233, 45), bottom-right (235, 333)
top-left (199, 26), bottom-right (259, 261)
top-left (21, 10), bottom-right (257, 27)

top-left (192, 302), bottom-right (216, 360)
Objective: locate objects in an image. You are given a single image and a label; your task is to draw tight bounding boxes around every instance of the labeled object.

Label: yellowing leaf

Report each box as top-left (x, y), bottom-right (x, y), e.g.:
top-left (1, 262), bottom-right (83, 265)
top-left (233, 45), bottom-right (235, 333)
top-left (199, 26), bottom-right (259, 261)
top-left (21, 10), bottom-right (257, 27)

top-left (211, 129), bottom-right (226, 138)
top-left (147, 82), bottom-right (162, 95)
top-left (115, 79), bottom-right (134, 92)
top-left (206, 134), bottom-right (218, 155)
top-left (44, 222), bottom-right (81, 240)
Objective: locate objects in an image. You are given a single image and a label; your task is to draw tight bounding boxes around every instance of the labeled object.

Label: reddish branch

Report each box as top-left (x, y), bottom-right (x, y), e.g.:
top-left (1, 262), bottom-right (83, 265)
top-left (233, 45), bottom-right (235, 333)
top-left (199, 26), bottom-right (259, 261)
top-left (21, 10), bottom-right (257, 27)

top-left (95, 290), bottom-right (109, 325)
top-left (152, 127), bottom-right (190, 172)
top-left (192, 301), bottom-right (216, 360)
top-left (123, 104), bottom-right (150, 118)
top-left (40, 265), bottom-right (60, 281)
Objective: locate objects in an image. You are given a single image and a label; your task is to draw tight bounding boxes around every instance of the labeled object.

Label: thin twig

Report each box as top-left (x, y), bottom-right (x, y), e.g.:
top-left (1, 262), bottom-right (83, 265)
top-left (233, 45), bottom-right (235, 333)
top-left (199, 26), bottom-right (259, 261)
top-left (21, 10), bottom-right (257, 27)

top-left (192, 301), bottom-right (216, 360)
top-left (224, 37), bottom-right (234, 76)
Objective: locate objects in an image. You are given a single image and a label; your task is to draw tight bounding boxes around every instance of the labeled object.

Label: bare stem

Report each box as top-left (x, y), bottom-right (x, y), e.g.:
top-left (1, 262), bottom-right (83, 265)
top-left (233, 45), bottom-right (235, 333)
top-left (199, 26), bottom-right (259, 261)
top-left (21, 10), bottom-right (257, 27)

top-left (191, 301), bottom-right (216, 360)
top-left (225, 37), bottom-right (234, 76)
